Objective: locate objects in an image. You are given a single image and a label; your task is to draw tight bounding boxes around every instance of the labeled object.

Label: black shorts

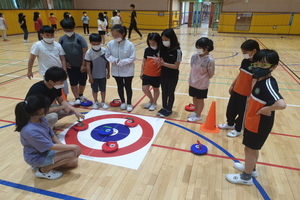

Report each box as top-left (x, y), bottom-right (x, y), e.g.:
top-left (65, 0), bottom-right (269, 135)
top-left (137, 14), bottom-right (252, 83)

top-left (189, 86), bottom-right (208, 99)
top-left (67, 67), bottom-right (87, 86)
top-left (142, 75), bottom-right (160, 88)
top-left (98, 31), bottom-right (106, 35)
top-left (242, 128), bottom-right (270, 150)
top-left (51, 24), bottom-right (57, 29)
top-left (91, 78), bottom-right (106, 93)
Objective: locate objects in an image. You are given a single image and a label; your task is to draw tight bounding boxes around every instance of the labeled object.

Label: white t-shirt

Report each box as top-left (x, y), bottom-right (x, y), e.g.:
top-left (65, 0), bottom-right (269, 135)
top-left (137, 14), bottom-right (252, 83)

top-left (97, 19), bottom-right (107, 31)
top-left (30, 40), bottom-right (65, 75)
top-left (110, 16), bottom-right (121, 26)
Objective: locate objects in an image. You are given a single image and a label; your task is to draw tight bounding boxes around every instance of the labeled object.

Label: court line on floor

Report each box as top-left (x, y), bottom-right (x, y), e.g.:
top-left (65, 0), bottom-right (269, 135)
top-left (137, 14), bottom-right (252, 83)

top-left (164, 120), bottom-right (271, 200)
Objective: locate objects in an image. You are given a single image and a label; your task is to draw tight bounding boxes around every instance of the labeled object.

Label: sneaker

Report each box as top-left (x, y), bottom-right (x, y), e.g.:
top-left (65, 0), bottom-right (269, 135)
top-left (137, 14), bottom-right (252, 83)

top-left (127, 38), bottom-right (131, 40)
top-left (93, 102), bottom-right (99, 109)
top-left (35, 169), bottom-right (63, 180)
top-left (74, 99), bottom-right (81, 106)
top-left (225, 173), bottom-right (253, 185)
top-left (80, 95), bottom-right (88, 102)
top-left (233, 163), bottom-right (258, 177)
top-left (227, 130), bottom-right (242, 137)
top-left (120, 103), bottom-right (126, 110)
top-left (149, 104), bottom-right (157, 111)
top-left (107, 32), bottom-right (111, 36)
top-left (140, 36), bottom-right (144, 40)
top-left (23, 40), bottom-right (29, 43)
top-left (30, 166), bottom-right (39, 171)
top-left (144, 102), bottom-right (151, 109)
top-left (160, 109), bottom-right (172, 117)
top-left (100, 102), bottom-right (109, 109)
top-left (188, 112), bottom-right (197, 118)
top-left (187, 116), bottom-right (202, 122)
top-left (218, 123), bottom-right (235, 129)
top-left (157, 108), bottom-right (165, 116)
top-left (127, 104), bottom-right (133, 112)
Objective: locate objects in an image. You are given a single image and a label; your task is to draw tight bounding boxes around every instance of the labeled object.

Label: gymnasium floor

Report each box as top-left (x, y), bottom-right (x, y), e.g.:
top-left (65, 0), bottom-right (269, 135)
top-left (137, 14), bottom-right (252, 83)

top-left (0, 25), bottom-right (300, 200)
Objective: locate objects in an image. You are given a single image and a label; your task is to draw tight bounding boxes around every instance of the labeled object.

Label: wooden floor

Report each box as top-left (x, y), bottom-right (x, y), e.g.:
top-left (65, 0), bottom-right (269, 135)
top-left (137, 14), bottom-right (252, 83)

top-left (0, 26), bottom-right (300, 200)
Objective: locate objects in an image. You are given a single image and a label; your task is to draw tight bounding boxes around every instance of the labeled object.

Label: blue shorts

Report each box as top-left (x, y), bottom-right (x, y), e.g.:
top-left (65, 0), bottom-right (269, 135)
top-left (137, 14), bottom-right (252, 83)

top-left (40, 150), bottom-right (55, 167)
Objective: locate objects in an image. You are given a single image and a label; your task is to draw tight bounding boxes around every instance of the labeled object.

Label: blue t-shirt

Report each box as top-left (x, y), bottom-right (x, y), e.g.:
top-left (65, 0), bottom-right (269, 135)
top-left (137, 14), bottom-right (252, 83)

top-left (20, 118), bottom-right (54, 167)
top-left (82, 16), bottom-right (89, 24)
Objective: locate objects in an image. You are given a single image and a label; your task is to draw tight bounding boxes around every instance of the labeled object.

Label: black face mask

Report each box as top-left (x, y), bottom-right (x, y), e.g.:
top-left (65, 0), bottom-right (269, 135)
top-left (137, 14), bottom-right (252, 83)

top-left (252, 67), bottom-right (271, 79)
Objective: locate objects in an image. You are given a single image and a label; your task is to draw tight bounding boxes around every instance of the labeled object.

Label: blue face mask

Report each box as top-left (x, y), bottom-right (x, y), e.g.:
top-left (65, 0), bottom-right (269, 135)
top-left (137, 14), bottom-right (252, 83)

top-left (252, 67), bottom-right (271, 79)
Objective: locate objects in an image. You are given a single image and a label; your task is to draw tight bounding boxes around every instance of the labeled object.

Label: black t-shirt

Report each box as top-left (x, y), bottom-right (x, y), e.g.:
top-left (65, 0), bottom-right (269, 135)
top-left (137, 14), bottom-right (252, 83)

top-left (19, 17), bottom-right (27, 29)
top-left (160, 48), bottom-right (182, 79)
top-left (25, 81), bottom-right (62, 103)
top-left (143, 47), bottom-right (159, 59)
top-left (131, 10), bottom-right (137, 23)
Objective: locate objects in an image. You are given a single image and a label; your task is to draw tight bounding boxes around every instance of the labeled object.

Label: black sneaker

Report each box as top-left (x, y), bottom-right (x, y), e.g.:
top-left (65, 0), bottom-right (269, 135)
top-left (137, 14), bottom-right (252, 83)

top-left (157, 108), bottom-right (165, 116)
top-left (160, 109), bottom-right (172, 118)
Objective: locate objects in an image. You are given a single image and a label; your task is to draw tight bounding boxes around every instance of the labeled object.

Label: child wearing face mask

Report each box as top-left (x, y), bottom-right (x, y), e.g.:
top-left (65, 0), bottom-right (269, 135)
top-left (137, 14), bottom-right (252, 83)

top-left (97, 12), bottom-right (107, 45)
top-left (15, 94), bottom-right (82, 180)
top-left (82, 12), bottom-right (90, 35)
top-left (0, 13), bottom-right (9, 41)
top-left (33, 12), bottom-right (43, 41)
top-left (103, 12), bottom-right (109, 36)
top-left (105, 24), bottom-right (136, 112)
top-left (140, 33), bottom-right (161, 111)
top-left (49, 13), bottom-right (58, 32)
top-left (218, 39), bottom-right (260, 137)
top-left (157, 28), bottom-right (182, 117)
top-left (187, 37), bottom-right (215, 122)
top-left (226, 49), bottom-right (286, 185)
top-left (85, 34), bottom-right (110, 110)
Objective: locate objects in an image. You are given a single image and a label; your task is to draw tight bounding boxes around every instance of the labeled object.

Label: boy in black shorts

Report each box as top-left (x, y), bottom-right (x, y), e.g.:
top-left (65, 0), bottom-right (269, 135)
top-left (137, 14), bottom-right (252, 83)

top-left (226, 49), bottom-right (286, 185)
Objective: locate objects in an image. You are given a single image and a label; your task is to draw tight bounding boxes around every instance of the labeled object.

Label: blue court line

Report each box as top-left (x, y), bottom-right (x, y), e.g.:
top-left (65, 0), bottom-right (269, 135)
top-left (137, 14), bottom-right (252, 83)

top-left (164, 120), bottom-right (271, 200)
top-left (0, 179), bottom-right (85, 200)
top-left (0, 123), bottom-right (15, 129)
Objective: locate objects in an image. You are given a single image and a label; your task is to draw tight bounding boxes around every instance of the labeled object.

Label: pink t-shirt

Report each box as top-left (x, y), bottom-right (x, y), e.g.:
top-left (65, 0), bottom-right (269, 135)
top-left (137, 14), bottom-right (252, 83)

top-left (188, 54), bottom-right (215, 90)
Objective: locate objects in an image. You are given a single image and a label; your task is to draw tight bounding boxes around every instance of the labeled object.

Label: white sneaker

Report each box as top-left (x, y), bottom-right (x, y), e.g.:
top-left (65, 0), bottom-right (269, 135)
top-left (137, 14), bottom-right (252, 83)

top-left (120, 103), bottom-right (126, 110)
top-left (226, 173), bottom-right (253, 185)
top-left (218, 123), bottom-right (235, 129)
top-left (100, 102), bottom-right (109, 109)
top-left (74, 99), bottom-right (81, 106)
top-left (187, 116), bottom-right (202, 122)
top-left (149, 104), bottom-right (157, 111)
top-left (188, 112), bottom-right (197, 118)
top-left (227, 130), bottom-right (242, 137)
top-left (144, 103), bottom-right (151, 109)
top-left (233, 163), bottom-right (258, 177)
top-left (93, 102), bottom-right (99, 109)
top-left (140, 36), bottom-right (144, 40)
top-left (80, 95), bottom-right (88, 102)
top-left (23, 40), bottom-right (29, 43)
top-left (35, 169), bottom-right (63, 180)
top-left (107, 32), bottom-right (111, 36)
top-left (127, 104), bottom-right (133, 112)
top-left (30, 166), bottom-right (39, 171)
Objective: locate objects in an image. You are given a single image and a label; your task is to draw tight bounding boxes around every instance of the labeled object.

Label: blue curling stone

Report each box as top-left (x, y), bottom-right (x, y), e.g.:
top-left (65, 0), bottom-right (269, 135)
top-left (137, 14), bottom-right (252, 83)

top-left (81, 100), bottom-right (93, 107)
top-left (190, 144), bottom-right (208, 155)
top-left (98, 126), bottom-right (114, 136)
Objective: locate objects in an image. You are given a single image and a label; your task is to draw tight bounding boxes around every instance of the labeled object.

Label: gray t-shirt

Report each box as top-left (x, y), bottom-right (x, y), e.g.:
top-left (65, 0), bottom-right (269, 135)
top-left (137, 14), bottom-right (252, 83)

top-left (59, 33), bottom-right (88, 67)
top-left (20, 118), bottom-right (54, 167)
top-left (85, 48), bottom-right (108, 79)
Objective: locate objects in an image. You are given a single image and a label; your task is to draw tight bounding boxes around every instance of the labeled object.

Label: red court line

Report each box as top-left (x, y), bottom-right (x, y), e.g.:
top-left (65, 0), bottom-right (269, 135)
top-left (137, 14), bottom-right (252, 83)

top-left (0, 119), bottom-right (15, 124)
top-left (0, 96), bottom-right (23, 101)
top-left (151, 144), bottom-right (300, 172)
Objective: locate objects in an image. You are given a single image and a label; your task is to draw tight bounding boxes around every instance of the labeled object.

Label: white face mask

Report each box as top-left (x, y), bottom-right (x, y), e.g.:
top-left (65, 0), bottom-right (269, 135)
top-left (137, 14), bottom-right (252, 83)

top-left (65, 31), bottom-right (74, 37)
top-left (92, 45), bottom-right (101, 51)
top-left (197, 49), bottom-right (204, 55)
top-left (114, 38), bottom-right (122, 42)
top-left (43, 38), bottom-right (54, 44)
top-left (150, 46), bottom-right (157, 50)
top-left (53, 84), bottom-right (64, 89)
top-left (162, 41), bottom-right (170, 47)
top-left (117, 13), bottom-right (120, 16)
top-left (243, 53), bottom-right (252, 59)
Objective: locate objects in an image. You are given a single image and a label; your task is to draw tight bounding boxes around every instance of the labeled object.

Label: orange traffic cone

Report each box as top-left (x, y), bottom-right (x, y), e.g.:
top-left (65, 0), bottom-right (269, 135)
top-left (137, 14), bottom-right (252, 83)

top-left (61, 88), bottom-right (67, 101)
top-left (200, 101), bottom-right (219, 133)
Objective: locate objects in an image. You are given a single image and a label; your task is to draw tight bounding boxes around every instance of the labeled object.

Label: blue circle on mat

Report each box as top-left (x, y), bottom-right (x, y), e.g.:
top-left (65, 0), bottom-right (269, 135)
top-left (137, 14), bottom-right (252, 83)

top-left (91, 123), bottom-right (130, 142)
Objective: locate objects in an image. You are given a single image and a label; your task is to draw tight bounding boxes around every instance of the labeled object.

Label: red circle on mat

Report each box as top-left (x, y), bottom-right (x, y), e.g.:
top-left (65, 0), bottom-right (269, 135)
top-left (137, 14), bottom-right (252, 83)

top-left (65, 114), bottom-right (154, 157)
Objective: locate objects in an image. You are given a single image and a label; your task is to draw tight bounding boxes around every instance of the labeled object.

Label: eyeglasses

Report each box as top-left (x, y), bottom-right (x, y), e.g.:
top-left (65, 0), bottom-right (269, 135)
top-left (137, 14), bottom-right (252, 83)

top-left (250, 63), bottom-right (273, 69)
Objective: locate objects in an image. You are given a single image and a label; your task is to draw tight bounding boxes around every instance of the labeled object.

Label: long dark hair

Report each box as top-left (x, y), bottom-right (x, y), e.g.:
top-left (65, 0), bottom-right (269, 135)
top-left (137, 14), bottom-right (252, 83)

top-left (18, 13), bottom-right (24, 21)
top-left (15, 95), bottom-right (50, 132)
top-left (147, 32), bottom-right (161, 49)
top-left (98, 12), bottom-right (104, 22)
top-left (111, 24), bottom-right (127, 39)
top-left (160, 28), bottom-right (180, 52)
top-left (195, 37), bottom-right (214, 52)
top-left (33, 12), bottom-right (39, 21)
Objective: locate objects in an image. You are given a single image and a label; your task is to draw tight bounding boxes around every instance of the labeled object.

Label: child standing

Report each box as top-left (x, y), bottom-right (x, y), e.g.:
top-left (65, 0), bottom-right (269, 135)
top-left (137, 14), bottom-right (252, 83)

top-left (218, 40), bottom-right (260, 137)
top-left (116, 10), bottom-right (123, 24)
top-left (0, 13), bottom-right (9, 41)
top-left (82, 12), bottom-right (90, 35)
top-left (187, 37), bottom-right (215, 122)
top-left (157, 28), bottom-right (182, 117)
top-left (18, 13), bottom-right (29, 42)
top-left (226, 49), bottom-right (286, 185)
top-left (140, 33), bottom-right (161, 111)
top-left (105, 24), bottom-right (136, 112)
top-left (97, 12), bottom-right (107, 45)
top-left (49, 13), bottom-right (58, 32)
top-left (33, 12), bottom-right (43, 41)
top-left (15, 94), bottom-right (81, 180)
top-left (110, 10), bottom-right (121, 27)
top-left (85, 34), bottom-right (110, 110)
top-left (103, 12), bottom-right (109, 36)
